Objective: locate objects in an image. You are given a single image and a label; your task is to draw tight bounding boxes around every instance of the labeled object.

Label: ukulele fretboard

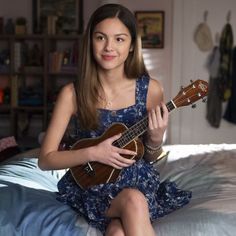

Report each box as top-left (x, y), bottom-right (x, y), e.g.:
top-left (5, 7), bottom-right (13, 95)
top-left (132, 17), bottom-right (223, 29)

top-left (113, 100), bottom-right (176, 148)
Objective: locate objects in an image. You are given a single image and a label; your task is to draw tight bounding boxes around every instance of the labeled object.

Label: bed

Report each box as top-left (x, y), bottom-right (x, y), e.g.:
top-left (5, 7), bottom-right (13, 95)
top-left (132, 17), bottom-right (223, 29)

top-left (1, 143), bottom-right (236, 236)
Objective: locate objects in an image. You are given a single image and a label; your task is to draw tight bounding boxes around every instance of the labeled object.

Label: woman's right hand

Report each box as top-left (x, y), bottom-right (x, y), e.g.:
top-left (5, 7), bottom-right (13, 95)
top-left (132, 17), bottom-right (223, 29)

top-left (89, 133), bottom-right (136, 169)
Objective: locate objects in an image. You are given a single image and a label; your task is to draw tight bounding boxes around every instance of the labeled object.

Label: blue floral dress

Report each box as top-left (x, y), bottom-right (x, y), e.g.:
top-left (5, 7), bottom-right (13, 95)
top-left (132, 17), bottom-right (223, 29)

top-left (57, 74), bottom-right (192, 234)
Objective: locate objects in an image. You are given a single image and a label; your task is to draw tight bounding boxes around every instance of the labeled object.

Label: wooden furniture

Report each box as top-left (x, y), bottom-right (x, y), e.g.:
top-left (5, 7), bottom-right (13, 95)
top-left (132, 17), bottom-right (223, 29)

top-left (0, 34), bottom-right (82, 149)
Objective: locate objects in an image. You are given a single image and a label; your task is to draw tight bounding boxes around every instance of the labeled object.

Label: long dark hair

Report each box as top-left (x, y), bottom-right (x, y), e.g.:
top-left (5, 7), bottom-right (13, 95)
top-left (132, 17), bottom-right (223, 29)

top-left (76, 4), bottom-right (148, 130)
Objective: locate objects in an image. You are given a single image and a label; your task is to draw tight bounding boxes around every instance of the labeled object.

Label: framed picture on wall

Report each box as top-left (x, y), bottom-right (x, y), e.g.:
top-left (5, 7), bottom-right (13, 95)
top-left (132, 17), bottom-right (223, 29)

top-left (135, 11), bottom-right (165, 49)
top-left (32, 0), bottom-right (83, 34)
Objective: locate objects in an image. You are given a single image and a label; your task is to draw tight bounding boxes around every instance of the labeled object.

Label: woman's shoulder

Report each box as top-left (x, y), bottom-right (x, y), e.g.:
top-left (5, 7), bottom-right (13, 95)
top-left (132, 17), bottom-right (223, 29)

top-left (146, 77), bottom-right (164, 109)
top-left (57, 82), bottom-right (77, 114)
top-left (59, 83), bottom-right (76, 99)
top-left (138, 74), bottom-right (161, 88)
top-left (149, 78), bottom-right (163, 91)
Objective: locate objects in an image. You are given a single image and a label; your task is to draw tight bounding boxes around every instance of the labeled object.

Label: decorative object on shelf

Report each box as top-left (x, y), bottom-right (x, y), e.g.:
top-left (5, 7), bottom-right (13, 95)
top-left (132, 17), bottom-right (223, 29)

top-left (15, 17), bottom-right (27, 35)
top-left (0, 89), bottom-right (3, 104)
top-left (0, 34), bottom-right (81, 144)
top-left (28, 43), bottom-right (43, 67)
top-left (0, 85), bottom-right (9, 105)
top-left (13, 41), bottom-right (44, 73)
top-left (49, 41), bottom-right (78, 73)
top-left (18, 75), bottom-right (43, 106)
top-left (0, 49), bottom-right (10, 73)
top-left (135, 11), bottom-right (165, 49)
top-left (0, 75), bottom-right (9, 90)
top-left (32, 0), bottom-right (83, 34)
top-left (4, 18), bottom-right (15, 35)
top-left (47, 15), bottom-right (58, 35)
top-left (0, 17), bottom-right (4, 34)
top-left (2, 87), bottom-right (10, 104)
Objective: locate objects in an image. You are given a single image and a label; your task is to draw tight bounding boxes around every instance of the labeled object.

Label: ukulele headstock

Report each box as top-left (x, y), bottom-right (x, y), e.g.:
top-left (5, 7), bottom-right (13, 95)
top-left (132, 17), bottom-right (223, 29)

top-left (173, 80), bottom-right (208, 108)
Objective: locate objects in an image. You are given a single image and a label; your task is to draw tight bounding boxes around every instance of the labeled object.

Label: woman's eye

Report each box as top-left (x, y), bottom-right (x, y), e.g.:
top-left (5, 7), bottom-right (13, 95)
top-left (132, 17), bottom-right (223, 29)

top-left (117, 37), bottom-right (124, 42)
top-left (96, 35), bottom-right (105, 40)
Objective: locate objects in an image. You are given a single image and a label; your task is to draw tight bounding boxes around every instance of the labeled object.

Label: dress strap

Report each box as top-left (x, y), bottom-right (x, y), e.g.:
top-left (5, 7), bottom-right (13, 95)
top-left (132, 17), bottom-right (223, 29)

top-left (135, 74), bottom-right (150, 105)
top-left (134, 74), bottom-right (150, 121)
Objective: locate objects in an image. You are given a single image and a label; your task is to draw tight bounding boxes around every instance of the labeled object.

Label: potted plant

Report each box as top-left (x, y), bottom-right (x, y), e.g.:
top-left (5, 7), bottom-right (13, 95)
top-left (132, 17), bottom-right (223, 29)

top-left (15, 17), bottom-right (27, 34)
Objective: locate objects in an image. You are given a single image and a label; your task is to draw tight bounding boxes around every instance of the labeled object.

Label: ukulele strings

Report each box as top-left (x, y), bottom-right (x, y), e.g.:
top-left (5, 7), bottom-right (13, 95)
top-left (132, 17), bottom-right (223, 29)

top-left (113, 101), bottom-right (174, 148)
top-left (114, 87), bottom-right (201, 148)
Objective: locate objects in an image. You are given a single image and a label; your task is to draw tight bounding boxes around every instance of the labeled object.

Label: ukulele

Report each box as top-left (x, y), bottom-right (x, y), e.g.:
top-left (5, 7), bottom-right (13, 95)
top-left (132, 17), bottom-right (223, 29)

top-left (70, 79), bottom-right (208, 189)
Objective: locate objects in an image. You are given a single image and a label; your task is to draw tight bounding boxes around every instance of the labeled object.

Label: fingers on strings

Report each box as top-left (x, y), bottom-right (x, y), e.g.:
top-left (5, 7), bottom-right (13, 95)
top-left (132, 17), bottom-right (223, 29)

top-left (148, 103), bottom-right (168, 130)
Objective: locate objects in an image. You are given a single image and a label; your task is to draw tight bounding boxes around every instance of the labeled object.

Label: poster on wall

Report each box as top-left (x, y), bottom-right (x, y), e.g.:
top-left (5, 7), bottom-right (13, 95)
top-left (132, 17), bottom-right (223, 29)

top-left (135, 11), bottom-right (165, 49)
top-left (32, 0), bottom-right (83, 34)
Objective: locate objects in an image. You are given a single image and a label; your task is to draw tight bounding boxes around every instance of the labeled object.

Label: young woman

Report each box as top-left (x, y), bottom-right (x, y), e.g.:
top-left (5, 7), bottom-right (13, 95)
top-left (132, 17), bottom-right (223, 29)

top-left (39, 4), bottom-right (191, 236)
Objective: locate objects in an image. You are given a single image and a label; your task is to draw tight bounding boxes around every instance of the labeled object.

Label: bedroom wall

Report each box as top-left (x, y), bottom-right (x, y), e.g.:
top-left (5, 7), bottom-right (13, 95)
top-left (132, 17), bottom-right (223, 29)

top-left (170, 0), bottom-right (236, 144)
top-left (0, 0), bottom-right (172, 100)
top-left (1, 0), bottom-right (235, 145)
top-left (0, 0), bottom-right (174, 140)
top-left (83, 0), bottom-right (173, 102)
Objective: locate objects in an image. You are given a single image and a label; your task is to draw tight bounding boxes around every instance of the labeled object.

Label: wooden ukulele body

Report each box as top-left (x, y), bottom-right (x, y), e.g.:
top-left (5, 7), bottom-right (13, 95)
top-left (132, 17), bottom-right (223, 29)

top-left (70, 79), bottom-right (209, 189)
top-left (70, 123), bottom-right (144, 189)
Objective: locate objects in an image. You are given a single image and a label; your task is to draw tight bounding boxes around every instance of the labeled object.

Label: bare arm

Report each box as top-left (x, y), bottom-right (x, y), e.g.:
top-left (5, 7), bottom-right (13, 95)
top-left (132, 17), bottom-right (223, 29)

top-left (38, 83), bottom-right (92, 170)
top-left (38, 83), bottom-right (136, 171)
top-left (144, 78), bottom-right (169, 162)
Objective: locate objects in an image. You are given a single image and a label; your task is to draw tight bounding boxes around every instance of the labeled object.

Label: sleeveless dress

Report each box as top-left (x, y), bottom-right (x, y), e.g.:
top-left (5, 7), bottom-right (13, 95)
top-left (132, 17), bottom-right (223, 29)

top-left (57, 74), bottom-right (192, 234)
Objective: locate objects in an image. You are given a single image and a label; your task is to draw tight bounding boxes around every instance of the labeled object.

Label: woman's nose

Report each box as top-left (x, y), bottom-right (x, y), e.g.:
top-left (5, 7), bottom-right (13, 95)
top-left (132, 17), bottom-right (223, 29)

top-left (104, 39), bottom-right (114, 51)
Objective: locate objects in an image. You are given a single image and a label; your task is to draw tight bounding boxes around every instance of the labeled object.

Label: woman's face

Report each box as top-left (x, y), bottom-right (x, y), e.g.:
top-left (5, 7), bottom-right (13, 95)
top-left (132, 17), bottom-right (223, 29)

top-left (92, 17), bottom-right (133, 71)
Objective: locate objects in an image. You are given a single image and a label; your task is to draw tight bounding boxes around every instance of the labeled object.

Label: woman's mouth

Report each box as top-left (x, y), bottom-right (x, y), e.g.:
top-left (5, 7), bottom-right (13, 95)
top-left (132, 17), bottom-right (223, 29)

top-left (102, 55), bottom-right (116, 61)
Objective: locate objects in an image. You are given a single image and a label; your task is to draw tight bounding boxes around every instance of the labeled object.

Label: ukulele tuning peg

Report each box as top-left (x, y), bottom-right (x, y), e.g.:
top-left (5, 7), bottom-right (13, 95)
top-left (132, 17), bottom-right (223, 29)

top-left (192, 103), bottom-right (197, 108)
top-left (191, 81), bottom-right (198, 89)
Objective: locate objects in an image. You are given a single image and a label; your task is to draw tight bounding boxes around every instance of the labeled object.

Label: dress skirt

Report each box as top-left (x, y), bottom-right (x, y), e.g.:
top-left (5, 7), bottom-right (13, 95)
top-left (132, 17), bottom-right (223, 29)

top-left (57, 159), bottom-right (192, 234)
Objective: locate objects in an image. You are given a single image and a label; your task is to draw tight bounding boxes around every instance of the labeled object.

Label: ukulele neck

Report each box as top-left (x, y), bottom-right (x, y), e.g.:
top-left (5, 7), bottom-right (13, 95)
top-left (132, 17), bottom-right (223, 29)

top-left (113, 100), bottom-right (176, 148)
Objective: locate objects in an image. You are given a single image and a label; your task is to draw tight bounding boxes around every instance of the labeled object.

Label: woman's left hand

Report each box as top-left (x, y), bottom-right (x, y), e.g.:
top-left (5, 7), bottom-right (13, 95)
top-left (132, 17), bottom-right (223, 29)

top-left (146, 102), bottom-right (169, 147)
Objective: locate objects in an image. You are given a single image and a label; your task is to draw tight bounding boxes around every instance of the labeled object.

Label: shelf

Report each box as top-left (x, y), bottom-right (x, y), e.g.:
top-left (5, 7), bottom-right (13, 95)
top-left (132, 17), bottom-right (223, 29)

top-left (0, 35), bottom-right (11, 40)
top-left (0, 34), bottom-right (81, 40)
top-left (14, 106), bottom-right (45, 111)
top-left (0, 34), bottom-right (82, 144)
top-left (18, 66), bottom-right (44, 73)
top-left (46, 34), bottom-right (81, 40)
top-left (7, 34), bottom-right (45, 40)
top-left (49, 71), bottom-right (78, 76)
top-left (0, 104), bottom-right (11, 112)
top-left (15, 71), bottom-right (44, 76)
top-left (0, 71), bottom-right (11, 75)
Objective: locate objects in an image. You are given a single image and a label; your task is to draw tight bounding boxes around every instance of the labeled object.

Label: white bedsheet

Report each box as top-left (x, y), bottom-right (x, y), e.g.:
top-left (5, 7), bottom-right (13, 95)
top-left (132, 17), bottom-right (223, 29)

top-left (1, 144), bottom-right (236, 236)
top-left (164, 143), bottom-right (236, 161)
top-left (153, 144), bottom-right (236, 236)
top-left (89, 144), bottom-right (236, 235)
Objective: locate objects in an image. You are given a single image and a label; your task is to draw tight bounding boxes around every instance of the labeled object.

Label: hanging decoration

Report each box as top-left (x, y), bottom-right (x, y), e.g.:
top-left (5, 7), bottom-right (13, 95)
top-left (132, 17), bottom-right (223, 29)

top-left (224, 46), bottom-right (236, 124)
top-left (218, 10), bottom-right (234, 102)
top-left (194, 10), bottom-right (213, 52)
